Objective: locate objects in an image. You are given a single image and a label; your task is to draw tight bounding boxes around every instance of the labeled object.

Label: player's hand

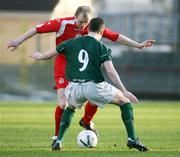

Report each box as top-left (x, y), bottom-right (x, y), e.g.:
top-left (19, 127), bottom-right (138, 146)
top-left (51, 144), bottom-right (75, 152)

top-left (30, 51), bottom-right (43, 60)
top-left (7, 40), bottom-right (20, 51)
top-left (122, 91), bottom-right (138, 103)
top-left (138, 40), bottom-right (156, 49)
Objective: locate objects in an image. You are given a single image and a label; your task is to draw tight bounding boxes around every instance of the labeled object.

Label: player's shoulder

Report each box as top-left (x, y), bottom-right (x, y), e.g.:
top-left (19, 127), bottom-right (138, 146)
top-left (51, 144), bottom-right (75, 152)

top-left (100, 41), bottom-right (109, 49)
top-left (98, 40), bottom-right (111, 53)
top-left (91, 37), bottom-right (109, 49)
top-left (59, 16), bottom-right (75, 24)
top-left (49, 18), bottom-right (61, 23)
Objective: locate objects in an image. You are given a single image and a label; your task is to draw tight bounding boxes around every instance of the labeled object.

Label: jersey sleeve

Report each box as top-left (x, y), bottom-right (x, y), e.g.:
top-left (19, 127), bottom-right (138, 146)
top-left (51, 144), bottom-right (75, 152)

top-left (100, 43), bottom-right (112, 64)
top-left (36, 19), bottom-right (60, 33)
top-left (56, 42), bottom-right (66, 54)
top-left (102, 27), bottom-right (119, 41)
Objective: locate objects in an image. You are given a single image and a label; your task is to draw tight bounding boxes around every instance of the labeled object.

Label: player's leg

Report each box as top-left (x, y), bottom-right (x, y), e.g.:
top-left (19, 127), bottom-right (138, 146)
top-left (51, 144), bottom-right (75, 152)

top-left (55, 88), bottom-right (68, 132)
top-left (110, 90), bottom-right (148, 151)
top-left (52, 87), bottom-right (68, 146)
top-left (52, 54), bottom-right (69, 142)
top-left (87, 82), bottom-right (135, 141)
top-left (79, 101), bottom-right (99, 136)
top-left (88, 82), bottom-right (148, 151)
top-left (52, 106), bottom-right (75, 150)
top-left (81, 101), bottom-right (98, 125)
top-left (54, 105), bottom-right (63, 136)
top-left (53, 105), bottom-right (64, 143)
top-left (52, 82), bottom-right (86, 150)
top-left (111, 91), bottom-right (136, 140)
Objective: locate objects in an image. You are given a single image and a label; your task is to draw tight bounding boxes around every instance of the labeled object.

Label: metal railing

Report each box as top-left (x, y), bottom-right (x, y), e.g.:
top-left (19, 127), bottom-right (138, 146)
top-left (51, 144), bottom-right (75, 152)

top-left (100, 13), bottom-right (179, 45)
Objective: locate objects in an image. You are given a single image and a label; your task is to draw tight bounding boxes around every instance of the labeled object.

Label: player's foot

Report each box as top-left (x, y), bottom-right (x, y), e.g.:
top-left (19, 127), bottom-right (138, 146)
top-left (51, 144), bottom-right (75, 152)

top-left (51, 136), bottom-right (57, 147)
top-left (127, 138), bottom-right (149, 152)
top-left (52, 140), bottom-right (62, 151)
top-left (79, 119), bottom-right (99, 138)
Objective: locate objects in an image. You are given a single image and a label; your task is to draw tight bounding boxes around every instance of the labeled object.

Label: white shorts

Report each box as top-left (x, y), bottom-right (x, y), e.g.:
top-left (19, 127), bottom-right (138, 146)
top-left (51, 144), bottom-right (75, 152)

top-left (65, 81), bottom-right (118, 109)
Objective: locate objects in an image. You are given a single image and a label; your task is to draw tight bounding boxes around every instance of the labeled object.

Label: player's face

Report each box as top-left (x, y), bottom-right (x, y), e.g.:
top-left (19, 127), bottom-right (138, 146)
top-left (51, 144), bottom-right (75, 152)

top-left (76, 12), bottom-right (91, 30)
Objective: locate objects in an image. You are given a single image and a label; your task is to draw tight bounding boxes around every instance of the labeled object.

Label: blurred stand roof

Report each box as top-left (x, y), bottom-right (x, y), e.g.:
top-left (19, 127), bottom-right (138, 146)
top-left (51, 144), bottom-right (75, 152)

top-left (0, 0), bottom-right (59, 11)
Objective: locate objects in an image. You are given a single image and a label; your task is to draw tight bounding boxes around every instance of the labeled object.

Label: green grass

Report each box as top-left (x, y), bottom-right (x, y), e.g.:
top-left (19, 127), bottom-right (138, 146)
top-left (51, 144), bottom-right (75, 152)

top-left (0, 101), bottom-right (180, 157)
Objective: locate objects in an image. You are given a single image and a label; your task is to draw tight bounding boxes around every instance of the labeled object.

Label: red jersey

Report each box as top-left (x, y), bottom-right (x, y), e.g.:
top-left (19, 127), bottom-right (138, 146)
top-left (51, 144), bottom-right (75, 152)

top-left (36, 17), bottom-right (120, 89)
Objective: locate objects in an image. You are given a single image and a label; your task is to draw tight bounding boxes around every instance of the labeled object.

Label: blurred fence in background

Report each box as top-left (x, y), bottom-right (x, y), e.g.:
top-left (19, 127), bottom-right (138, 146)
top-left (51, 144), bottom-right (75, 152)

top-left (0, 64), bottom-right (54, 92)
top-left (1, 50), bottom-right (180, 100)
top-left (100, 13), bottom-right (179, 45)
top-left (112, 52), bottom-right (180, 99)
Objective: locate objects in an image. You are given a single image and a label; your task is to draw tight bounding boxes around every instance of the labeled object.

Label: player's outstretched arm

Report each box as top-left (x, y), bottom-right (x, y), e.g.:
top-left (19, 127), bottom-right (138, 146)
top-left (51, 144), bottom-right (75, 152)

top-left (117, 34), bottom-right (156, 49)
top-left (7, 27), bottom-right (37, 52)
top-left (30, 49), bottom-right (58, 60)
top-left (104, 60), bottom-right (138, 103)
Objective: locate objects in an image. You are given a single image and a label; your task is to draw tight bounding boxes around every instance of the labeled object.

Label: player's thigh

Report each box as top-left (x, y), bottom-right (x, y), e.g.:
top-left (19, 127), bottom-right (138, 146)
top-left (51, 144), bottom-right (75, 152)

top-left (57, 88), bottom-right (68, 108)
top-left (54, 76), bottom-right (69, 108)
top-left (110, 89), bottom-right (130, 106)
top-left (84, 82), bottom-right (117, 108)
top-left (66, 83), bottom-right (87, 109)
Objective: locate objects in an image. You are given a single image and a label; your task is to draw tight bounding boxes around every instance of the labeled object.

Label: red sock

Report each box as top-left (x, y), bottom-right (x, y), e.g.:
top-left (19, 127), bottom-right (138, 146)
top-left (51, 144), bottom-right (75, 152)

top-left (82, 102), bottom-right (98, 125)
top-left (55, 105), bottom-right (64, 136)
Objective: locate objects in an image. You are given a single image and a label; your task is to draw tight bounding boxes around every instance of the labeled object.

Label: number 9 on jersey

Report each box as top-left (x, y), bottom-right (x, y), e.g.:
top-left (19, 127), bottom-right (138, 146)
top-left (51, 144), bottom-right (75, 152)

top-left (78, 49), bottom-right (89, 72)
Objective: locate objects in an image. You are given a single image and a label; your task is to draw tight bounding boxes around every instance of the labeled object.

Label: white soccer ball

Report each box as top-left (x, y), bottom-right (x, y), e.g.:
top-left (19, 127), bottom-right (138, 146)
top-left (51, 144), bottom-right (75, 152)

top-left (77, 130), bottom-right (98, 148)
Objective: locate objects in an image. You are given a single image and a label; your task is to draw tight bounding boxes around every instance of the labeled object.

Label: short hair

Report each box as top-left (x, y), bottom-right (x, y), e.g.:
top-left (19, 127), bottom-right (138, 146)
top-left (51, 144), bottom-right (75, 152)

top-left (89, 18), bottom-right (105, 33)
top-left (75, 6), bottom-right (91, 17)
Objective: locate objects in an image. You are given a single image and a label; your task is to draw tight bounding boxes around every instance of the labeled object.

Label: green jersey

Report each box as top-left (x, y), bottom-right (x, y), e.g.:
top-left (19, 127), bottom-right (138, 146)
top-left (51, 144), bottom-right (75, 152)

top-left (56, 36), bottom-right (112, 83)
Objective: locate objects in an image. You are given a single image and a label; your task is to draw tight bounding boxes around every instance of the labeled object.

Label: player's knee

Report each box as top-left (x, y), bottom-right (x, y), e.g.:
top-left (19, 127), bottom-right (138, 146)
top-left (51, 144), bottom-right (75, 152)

top-left (57, 88), bottom-right (67, 108)
top-left (58, 101), bottom-right (67, 109)
top-left (58, 96), bottom-right (68, 109)
top-left (120, 98), bottom-right (130, 105)
top-left (114, 91), bottom-right (130, 105)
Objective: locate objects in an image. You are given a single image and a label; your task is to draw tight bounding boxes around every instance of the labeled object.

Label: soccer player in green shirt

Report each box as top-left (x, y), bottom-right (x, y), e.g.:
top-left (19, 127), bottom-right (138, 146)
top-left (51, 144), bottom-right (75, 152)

top-left (31, 18), bottom-right (149, 151)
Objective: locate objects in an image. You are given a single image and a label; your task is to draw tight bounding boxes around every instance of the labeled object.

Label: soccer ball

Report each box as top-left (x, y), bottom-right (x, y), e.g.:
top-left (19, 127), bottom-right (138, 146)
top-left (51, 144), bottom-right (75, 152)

top-left (77, 130), bottom-right (98, 148)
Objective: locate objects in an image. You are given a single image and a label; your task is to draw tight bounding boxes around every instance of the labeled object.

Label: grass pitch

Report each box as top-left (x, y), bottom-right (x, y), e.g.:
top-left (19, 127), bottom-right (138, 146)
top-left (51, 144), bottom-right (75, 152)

top-left (0, 101), bottom-right (180, 157)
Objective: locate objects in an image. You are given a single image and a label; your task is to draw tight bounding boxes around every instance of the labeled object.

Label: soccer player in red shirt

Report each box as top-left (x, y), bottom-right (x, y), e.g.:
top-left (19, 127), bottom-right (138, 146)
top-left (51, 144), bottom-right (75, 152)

top-left (7, 6), bottom-right (155, 145)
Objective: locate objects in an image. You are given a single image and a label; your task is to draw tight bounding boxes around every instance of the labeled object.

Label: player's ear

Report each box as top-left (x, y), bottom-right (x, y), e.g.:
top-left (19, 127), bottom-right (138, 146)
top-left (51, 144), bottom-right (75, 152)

top-left (100, 25), bottom-right (105, 35)
top-left (100, 28), bottom-right (105, 35)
